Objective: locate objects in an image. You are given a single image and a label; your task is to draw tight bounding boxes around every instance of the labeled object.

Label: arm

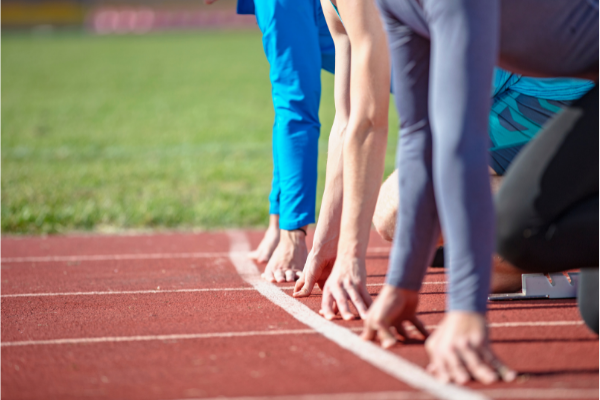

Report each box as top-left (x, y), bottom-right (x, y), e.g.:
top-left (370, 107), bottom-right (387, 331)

top-left (364, 0), bottom-right (515, 384)
top-left (319, 0), bottom-right (391, 320)
top-left (336, 0), bottom-right (390, 262)
top-left (294, 0), bottom-right (351, 297)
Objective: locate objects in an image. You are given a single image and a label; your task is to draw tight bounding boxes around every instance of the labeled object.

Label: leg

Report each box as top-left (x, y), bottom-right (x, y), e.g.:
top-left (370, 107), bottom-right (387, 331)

top-left (248, 129), bottom-right (282, 263)
top-left (254, 0), bottom-right (322, 281)
top-left (496, 86), bottom-right (599, 333)
top-left (251, 0), bottom-right (335, 264)
top-left (496, 86), bottom-right (599, 271)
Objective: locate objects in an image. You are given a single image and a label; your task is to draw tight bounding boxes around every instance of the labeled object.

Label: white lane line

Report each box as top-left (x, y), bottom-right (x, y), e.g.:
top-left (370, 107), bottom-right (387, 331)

top-left (175, 388), bottom-right (600, 400)
top-left (1, 320), bottom-right (585, 348)
top-left (1, 287), bottom-right (256, 298)
top-left (482, 388), bottom-right (599, 399)
top-left (345, 320), bottom-right (585, 332)
top-left (1, 248), bottom-right (391, 264)
top-left (487, 320), bottom-right (584, 328)
top-left (280, 282), bottom-right (448, 289)
top-left (1, 328), bottom-right (316, 347)
top-left (0, 282), bottom-right (447, 298)
top-left (1, 252), bottom-right (230, 263)
top-left (227, 230), bottom-right (487, 400)
top-left (176, 392), bottom-right (433, 400)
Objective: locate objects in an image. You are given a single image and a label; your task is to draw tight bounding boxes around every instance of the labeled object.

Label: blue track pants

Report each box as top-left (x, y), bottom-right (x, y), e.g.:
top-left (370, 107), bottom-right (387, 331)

top-left (254, 0), bottom-right (335, 230)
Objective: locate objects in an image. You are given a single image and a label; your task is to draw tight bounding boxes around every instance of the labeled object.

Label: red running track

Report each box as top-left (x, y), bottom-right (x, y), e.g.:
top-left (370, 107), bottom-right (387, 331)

top-left (1, 230), bottom-right (598, 400)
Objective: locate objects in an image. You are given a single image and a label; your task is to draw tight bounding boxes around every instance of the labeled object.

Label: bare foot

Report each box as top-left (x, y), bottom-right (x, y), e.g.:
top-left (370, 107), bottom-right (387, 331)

top-left (490, 255), bottom-right (526, 293)
top-left (248, 215), bottom-right (280, 264)
top-left (261, 228), bottom-right (308, 283)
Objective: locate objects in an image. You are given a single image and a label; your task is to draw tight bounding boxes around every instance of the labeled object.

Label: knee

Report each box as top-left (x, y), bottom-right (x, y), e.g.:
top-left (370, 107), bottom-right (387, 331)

top-left (373, 210), bottom-right (394, 242)
top-left (373, 170), bottom-right (399, 243)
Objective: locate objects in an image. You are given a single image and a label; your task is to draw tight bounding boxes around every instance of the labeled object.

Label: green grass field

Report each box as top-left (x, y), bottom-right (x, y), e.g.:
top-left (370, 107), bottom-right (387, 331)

top-left (2, 31), bottom-right (399, 234)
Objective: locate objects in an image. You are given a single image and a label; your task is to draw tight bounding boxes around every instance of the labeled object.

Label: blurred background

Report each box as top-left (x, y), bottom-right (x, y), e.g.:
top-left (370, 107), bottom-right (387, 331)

top-left (2, 0), bottom-right (399, 235)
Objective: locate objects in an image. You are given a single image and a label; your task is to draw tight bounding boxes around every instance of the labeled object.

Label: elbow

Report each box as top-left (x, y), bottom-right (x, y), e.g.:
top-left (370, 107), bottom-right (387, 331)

top-left (345, 118), bottom-right (388, 145)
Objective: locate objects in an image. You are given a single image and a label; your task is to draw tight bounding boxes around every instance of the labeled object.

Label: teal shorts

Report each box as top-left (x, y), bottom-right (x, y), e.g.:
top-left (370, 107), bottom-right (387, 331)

top-left (488, 90), bottom-right (568, 175)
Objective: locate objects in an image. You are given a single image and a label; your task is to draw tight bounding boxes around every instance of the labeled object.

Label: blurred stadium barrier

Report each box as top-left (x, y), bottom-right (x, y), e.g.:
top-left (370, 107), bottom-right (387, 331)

top-left (2, 0), bottom-right (257, 32)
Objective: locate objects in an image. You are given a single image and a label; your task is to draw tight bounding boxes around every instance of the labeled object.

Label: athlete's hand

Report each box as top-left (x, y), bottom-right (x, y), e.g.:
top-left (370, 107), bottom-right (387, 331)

top-left (318, 255), bottom-right (372, 320)
top-left (425, 312), bottom-right (517, 385)
top-left (261, 229), bottom-right (307, 283)
top-left (293, 238), bottom-right (338, 298)
top-left (361, 285), bottom-right (428, 347)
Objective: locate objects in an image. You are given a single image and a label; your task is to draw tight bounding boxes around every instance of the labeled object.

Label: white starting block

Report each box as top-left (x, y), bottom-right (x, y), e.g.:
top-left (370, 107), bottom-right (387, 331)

top-left (488, 272), bottom-right (580, 301)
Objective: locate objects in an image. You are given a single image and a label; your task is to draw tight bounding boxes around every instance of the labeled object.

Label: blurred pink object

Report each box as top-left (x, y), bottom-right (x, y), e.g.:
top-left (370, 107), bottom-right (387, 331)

top-left (88, 7), bottom-right (256, 34)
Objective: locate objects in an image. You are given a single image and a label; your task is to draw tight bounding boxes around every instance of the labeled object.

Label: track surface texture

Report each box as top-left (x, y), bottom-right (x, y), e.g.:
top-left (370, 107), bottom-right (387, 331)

top-left (2, 230), bottom-right (598, 400)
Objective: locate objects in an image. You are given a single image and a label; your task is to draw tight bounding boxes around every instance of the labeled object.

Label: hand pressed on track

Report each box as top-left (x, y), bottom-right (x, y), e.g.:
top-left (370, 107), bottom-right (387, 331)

top-left (425, 312), bottom-right (517, 385)
top-left (261, 228), bottom-right (307, 283)
top-left (361, 285), bottom-right (428, 348)
top-left (293, 238), bottom-right (338, 298)
top-left (318, 255), bottom-right (372, 320)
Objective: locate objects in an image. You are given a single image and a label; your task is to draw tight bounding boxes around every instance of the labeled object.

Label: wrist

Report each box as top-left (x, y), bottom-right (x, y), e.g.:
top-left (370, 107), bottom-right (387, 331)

top-left (336, 239), bottom-right (364, 259)
top-left (281, 226), bottom-right (307, 244)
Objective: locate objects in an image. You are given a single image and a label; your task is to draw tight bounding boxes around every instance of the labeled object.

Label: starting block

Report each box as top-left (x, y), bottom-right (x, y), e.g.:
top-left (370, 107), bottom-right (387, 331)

top-left (488, 272), bottom-right (579, 301)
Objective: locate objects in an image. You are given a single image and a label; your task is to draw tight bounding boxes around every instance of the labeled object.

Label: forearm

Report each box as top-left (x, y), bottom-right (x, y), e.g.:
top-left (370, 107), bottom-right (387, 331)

top-left (312, 116), bottom-right (346, 253)
top-left (337, 123), bottom-right (387, 259)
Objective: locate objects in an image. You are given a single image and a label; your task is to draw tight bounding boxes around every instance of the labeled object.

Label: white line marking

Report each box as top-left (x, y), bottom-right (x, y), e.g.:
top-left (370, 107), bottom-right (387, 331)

top-left (486, 320), bottom-right (584, 328)
top-left (1, 329), bottom-right (316, 347)
top-left (482, 388), bottom-right (599, 399)
top-left (0, 282), bottom-right (583, 331)
top-left (1, 320), bottom-right (585, 348)
top-left (1, 248), bottom-right (390, 264)
top-left (176, 392), bottom-right (433, 400)
top-left (1, 252), bottom-right (230, 263)
top-left (345, 320), bottom-right (585, 332)
top-left (0, 282), bottom-right (447, 298)
top-left (226, 230), bottom-right (487, 400)
top-left (1, 287), bottom-right (256, 298)
top-left (174, 388), bottom-right (600, 400)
